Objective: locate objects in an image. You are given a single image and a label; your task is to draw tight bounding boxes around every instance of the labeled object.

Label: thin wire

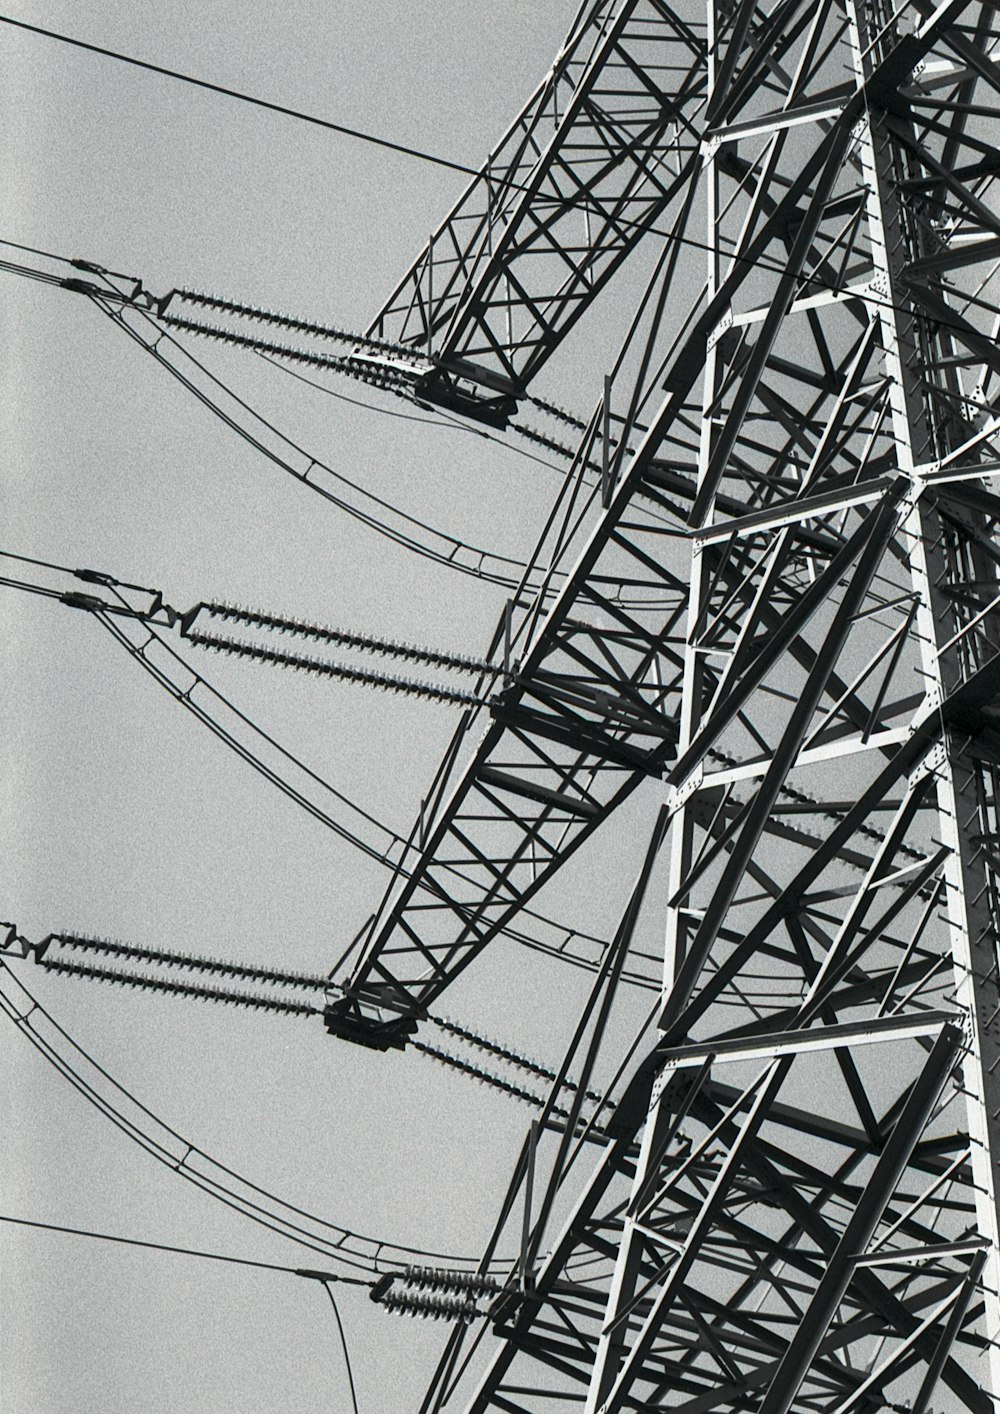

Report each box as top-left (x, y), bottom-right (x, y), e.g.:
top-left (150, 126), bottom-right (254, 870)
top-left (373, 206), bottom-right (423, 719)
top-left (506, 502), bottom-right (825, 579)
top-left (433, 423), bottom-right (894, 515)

top-left (0, 1213), bottom-right (367, 1283)
top-left (0, 21), bottom-right (925, 325)
top-left (0, 235), bottom-right (80, 265)
top-left (0, 15), bottom-right (477, 179)
top-left (323, 1284), bottom-right (362, 1414)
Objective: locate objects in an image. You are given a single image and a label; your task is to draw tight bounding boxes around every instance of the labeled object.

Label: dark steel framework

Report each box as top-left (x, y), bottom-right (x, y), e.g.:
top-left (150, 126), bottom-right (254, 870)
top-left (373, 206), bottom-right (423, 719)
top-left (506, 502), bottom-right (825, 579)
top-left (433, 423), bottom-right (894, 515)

top-left (334, 1), bottom-right (1000, 1408)
top-left (366, 0), bottom-right (708, 423)
top-left (5, 0), bottom-right (999, 1408)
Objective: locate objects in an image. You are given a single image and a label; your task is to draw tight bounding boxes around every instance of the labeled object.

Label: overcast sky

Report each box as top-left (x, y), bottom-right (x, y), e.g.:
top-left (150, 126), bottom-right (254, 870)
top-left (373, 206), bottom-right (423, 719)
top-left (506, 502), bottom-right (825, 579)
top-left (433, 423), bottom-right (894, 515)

top-left (0, 5), bottom-right (672, 1411)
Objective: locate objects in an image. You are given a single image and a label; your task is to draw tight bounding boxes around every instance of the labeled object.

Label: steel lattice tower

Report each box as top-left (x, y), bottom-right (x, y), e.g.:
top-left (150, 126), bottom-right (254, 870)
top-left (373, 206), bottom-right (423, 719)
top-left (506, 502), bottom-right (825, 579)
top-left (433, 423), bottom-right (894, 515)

top-left (4, 1), bottom-right (999, 1409)
top-left (325, 2), bottom-right (1000, 1409)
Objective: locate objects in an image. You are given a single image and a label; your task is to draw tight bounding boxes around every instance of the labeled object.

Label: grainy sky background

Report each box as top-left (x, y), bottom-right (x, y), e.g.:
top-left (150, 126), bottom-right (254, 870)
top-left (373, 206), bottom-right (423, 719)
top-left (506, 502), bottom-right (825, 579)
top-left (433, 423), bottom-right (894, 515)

top-left (0, 4), bottom-right (672, 1410)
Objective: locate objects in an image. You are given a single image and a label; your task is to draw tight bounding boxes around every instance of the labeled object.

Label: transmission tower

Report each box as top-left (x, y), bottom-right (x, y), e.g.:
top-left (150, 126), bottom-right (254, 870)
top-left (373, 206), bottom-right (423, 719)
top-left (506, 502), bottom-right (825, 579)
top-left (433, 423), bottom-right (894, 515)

top-left (325, 1), bottom-right (1000, 1409)
top-left (5, 1), bottom-right (1000, 1409)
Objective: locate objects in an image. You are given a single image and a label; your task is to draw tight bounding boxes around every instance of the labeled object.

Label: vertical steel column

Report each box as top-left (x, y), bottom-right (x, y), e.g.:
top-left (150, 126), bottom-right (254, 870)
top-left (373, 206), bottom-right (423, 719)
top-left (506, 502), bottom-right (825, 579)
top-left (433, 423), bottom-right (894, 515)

top-left (847, 0), bottom-right (1000, 1390)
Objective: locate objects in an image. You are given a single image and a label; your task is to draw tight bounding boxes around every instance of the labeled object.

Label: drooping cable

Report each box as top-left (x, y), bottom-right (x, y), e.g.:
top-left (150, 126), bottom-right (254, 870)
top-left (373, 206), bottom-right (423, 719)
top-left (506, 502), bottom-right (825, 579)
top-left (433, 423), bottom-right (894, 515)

top-left (8, 240), bottom-right (972, 628)
top-left (87, 601), bottom-right (632, 981)
top-left (10, 254), bottom-right (560, 604)
top-left (89, 293), bottom-right (558, 597)
top-left (0, 961), bottom-right (515, 1276)
top-left (323, 1284), bottom-right (361, 1414)
top-left (88, 605), bottom-right (413, 871)
top-left (254, 348), bottom-right (575, 480)
top-left (79, 255), bottom-right (590, 493)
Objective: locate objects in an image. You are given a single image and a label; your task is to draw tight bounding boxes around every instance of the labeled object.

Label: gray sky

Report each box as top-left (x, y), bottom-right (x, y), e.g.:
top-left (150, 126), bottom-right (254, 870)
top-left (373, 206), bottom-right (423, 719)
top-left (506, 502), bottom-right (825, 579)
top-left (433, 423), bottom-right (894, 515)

top-left (0, 5), bottom-right (666, 1410)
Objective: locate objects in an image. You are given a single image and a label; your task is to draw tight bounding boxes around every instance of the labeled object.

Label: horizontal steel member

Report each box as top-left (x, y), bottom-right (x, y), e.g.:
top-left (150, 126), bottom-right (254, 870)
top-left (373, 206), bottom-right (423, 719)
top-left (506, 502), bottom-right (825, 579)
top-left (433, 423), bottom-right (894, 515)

top-left (705, 95), bottom-right (851, 146)
top-left (854, 1238), bottom-right (991, 1269)
top-left (921, 461), bottom-right (1000, 488)
top-left (655, 1010), bottom-right (957, 1073)
top-left (688, 463), bottom-right (1000, 553)
top-left (727, 277), bottom-right (879, 327)
top-left (691, 474), bottom-right (897, 545)
top-left (695, 724), bottom-right (914, 791)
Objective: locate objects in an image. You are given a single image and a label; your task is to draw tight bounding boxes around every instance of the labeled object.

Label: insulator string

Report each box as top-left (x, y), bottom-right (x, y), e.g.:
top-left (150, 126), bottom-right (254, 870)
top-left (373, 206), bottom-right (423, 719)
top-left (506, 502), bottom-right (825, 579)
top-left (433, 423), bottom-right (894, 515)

top-left (429, 1015), bottom-right (605, 1105)
top-left (413, 1040), bottom-right (590, 1120)
top-left (51, 934), bottom-right (329, 990)
top-left (167, 288), bottom-right (409, 358)
top-left (191, 601), bottom-right (496, 675)
top-left (401, 1264), bottom-right (500, 1295)
top-left (22, 930), bottom-right (616, 1111)
top-left (159, 313), bottom-right (418, 394)
top-left (374, 1287), bottom-right (480, 1323)
top-left (165, 305), bottom-right (593, 464)
top-left (183, 630), bottom-right (485, 706)
top-left (165, 288), bottom-right (590, 433)
top-left (37, 956), bottom-right (322, 1017)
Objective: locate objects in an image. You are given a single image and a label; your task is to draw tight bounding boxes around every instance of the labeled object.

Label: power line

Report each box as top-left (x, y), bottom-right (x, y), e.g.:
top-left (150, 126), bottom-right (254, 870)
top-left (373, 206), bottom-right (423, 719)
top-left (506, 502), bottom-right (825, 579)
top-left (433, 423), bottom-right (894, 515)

top-left (0, 14), bottom-right (478, 180)
top-left (0, 1212), bottom-right (368, 1283)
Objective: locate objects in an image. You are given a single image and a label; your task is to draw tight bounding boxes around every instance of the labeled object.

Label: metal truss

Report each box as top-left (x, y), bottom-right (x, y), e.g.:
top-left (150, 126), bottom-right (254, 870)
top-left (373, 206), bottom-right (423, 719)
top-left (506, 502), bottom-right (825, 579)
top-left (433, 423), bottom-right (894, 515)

top-left (331, 0), bottom-right (1000, 1407)
top-left (6, 0), bottom-right (1000, 1408)
top-left (324, 455), bottom-right (693, 1046)
top-left (364, 0), bottom-right (708, 423)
